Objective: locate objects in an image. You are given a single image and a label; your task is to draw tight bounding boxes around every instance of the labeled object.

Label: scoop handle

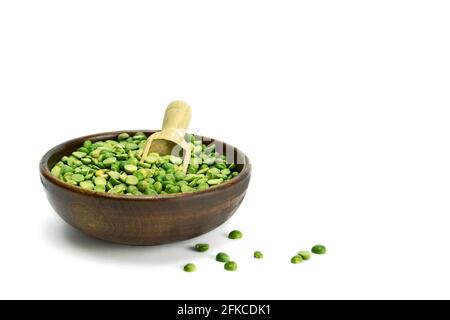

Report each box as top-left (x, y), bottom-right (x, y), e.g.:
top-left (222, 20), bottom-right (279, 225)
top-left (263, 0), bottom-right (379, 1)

top-left (161, 100), bottom-right (192, 136)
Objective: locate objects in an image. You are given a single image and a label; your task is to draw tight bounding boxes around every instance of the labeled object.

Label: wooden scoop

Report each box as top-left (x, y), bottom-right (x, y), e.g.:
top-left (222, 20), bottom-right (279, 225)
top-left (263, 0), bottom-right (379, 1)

top-left (141, 100), bottom-right (192, 173)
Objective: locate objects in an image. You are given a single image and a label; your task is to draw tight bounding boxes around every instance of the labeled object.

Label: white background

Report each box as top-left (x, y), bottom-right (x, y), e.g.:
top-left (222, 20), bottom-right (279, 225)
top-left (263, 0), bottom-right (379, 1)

top-left (1, 0), bottom-right (449, 300)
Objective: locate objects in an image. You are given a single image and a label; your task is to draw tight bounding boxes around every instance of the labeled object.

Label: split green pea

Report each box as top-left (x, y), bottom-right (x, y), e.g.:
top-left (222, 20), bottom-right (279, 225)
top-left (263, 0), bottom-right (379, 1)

top-left (51, 132), bottom-right (239, 196)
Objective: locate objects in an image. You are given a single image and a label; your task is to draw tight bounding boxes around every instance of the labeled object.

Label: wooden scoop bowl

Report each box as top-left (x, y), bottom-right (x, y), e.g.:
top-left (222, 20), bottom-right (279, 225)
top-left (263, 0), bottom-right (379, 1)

top-left (141, 100), bottom-right (192, 173)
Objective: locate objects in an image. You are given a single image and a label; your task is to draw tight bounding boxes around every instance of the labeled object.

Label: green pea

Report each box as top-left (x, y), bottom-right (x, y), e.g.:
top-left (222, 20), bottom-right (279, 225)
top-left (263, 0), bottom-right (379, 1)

top-left (181, 185), bottom-right (196, 193)
top-left (207, 178), bottom-right (223, 185)
top-left (103, 157), bottom-right (117, 167)
top-left (119, 172), bottom-right (128, 182)
top-left (254, 251), bottom-right (263, 259)
top-left (133, 132), bottom-right (145, 138)
top-left (162, 163), bottom-right (175, 173)
top-left (164, 173), bottom-right (176, 182)
top-left (83, 140), bottom-right (93, 148)
top-left (228, 230), bottom-right (243, 240)
top-left (80, 181), bottom-right (94, 190)
top-left (51, 135), bottom-right (239, 196)
top-left (183, 263), bottom-right (197, 273)
top-left (104, 181), bottom-right (112, 190)
top-left (145, 153), bottom-right (159, 164)
top-left (155, 174), bottom-right (165, 183)
top-left (215, 163), bottom-right (227, 170)
top-left (72, 151), bottom-right (87, 159)
top-left (144, 188), bottom-right (158, 196)
top-left (125, 143), bottom-right (139, 151)
top-left (108, 171), bottom-right (120, 180)
top-left (80, 158), bottom-right (92, 165)
top-left (125, 175), bottom-right (139, 185)
top-left (94, 185), bottom-right (105, 192)
top-left (132, 159), bottom-right (141, 168)
top-left (312, 245), bottom-right (327, 255)
top-left (194, 244), bottom-right (209, 252)
top-left (187, 165), bottom-right (198, 174)
top-left (216, 252), bottom-right (230, 263)
top-left (92, 177), bottom-right (106, 186)
top-left (298, 251), bottom-right (312, 260)
top-left (137, 168), bottom-right (148, 178)
top-left (193, 145), bottom-right (202, 155)
top-left (174, 172), bottom-right (186, 181)
top-left (124, 164), bottom-right (137, 174)
top-left (116, 154), bottom-right (128, 161)
top-left (203, 157), bottom-right (216, 166)
top-left (127, 185), bottom-right (139, 194)
top-left (137, 180), bottom-right (150, 192)
top-left (204, 144), bottom-right (216, 154)
top-left (291, 255), bottom-right (303, 264)
top-left (51, 166), bottom-right (62, 178)
top-left (118, 133), bottom-right (130, 141)
top-left (71, 174), bottom-right (84, 183)
top-left (208, 168), bottom-right (220, 176)
top-left (170, 155), bottom-right (183, 165)
top-left (153, 181), bottom-right (163, 193)
top-left (177, 180), bottom-right (189, 187)
top-left (224, 261), bottom-right (237, 272)
top-left (109, 184), bottom-right (127, 194)
top-left (166, 185), bottom-right (181, 194)
top-left (133, 170), bottom-right (145, 181)
top-left (188, 179), bottom-right (199, 187)
top-left (109, 177), bottom-right (120, 186)
top-left (197, 182), bottom-right (209, 190)
top-left (66, 180), bottom-right (78, 186)
top-left (68, 157), bottom-right (82, 167)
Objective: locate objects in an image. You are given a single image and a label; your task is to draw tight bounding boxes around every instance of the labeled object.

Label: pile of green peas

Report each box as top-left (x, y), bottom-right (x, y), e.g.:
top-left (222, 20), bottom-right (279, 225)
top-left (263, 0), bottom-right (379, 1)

top-left (50, 132), bottom-right (239, 196)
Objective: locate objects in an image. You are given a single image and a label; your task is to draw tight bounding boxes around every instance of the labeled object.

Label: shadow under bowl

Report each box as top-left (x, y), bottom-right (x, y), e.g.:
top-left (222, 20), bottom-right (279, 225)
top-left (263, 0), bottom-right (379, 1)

top-left (39, 130), bottom-right (251, 245)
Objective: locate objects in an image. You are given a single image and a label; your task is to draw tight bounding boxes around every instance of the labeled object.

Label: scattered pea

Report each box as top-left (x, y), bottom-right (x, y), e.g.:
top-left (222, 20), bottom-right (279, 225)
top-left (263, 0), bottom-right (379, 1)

top-left (194, 244), bottom-right (209, 252)
top-left (183, 263), bottom-right (197, 272)
top-left (291, 255), bottom-right (303, 264)
top-left (312, 245), bottom-right (327, 255)
top-left (254, 251), bottom-right (263, 259)
top-left (298, 251), bottom-right (311, 260)
top-left (228, 230), bottom-right (243, 240)
top-left (216, 252), bottom-right (230, 263)
top-left (224, 261), bottom-right (237, 271)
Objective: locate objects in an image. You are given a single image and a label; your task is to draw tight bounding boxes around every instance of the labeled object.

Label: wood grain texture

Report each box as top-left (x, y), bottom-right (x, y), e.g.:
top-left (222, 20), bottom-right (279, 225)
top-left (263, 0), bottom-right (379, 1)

top-left (39, 130), bottom-right (251, 246)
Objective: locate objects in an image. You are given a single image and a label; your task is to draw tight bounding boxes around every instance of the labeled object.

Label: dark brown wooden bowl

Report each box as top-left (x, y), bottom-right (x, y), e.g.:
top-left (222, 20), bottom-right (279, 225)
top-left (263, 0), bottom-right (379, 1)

top-left (39, 130), bottom-right (251, 245)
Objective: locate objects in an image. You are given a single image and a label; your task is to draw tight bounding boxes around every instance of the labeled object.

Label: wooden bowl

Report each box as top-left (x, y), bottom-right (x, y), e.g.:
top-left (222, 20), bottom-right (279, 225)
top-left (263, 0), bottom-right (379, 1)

top-left (39, 130), bottom-right (251, 245)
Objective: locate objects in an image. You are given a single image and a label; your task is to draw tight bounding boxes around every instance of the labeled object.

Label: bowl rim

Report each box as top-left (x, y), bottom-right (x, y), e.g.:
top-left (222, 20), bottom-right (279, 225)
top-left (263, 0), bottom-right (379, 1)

top-left (39, 130), bottom-right (251, 201)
